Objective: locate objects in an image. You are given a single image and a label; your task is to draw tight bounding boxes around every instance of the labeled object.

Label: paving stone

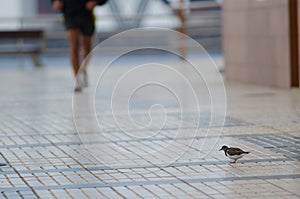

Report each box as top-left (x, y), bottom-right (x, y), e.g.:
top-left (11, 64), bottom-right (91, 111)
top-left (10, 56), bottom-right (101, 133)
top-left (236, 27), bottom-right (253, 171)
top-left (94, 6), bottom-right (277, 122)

top-left (0, 57), bottom-right (299, 198)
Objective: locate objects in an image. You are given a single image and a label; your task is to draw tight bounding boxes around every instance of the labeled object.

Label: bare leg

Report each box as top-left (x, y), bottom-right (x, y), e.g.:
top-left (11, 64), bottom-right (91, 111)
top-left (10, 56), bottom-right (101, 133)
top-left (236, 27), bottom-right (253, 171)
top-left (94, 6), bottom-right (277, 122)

top-left (66, 29), bottom-right (81, 76)
top-left (81, 35), bottom-right (93, 71)
top-left (80, 35), bottom-right (93, 87)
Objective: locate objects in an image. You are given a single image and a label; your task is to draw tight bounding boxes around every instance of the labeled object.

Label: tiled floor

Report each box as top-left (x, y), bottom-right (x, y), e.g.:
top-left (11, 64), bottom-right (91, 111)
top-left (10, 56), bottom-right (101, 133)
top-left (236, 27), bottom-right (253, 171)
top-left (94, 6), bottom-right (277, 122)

top-left (0, 55), bottom-right (299, 198)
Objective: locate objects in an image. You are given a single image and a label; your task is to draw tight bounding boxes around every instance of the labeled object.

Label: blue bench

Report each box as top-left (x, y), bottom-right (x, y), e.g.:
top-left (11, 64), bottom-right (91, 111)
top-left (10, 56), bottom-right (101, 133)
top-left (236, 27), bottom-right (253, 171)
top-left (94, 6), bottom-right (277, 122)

top-left (0, 29), bottom-right (45, 67)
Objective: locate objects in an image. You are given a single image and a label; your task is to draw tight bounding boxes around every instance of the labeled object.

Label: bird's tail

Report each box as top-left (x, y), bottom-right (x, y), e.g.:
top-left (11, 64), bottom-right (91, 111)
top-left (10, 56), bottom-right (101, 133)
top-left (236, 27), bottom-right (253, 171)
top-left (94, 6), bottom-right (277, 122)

top-left (244, 151), bottom-right (250, 154)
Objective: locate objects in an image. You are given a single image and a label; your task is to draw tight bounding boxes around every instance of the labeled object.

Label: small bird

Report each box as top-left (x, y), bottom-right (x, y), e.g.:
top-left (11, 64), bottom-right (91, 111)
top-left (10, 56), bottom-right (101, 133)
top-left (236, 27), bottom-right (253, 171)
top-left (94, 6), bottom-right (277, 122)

top-left (219, 145), bottom-right (250, 163)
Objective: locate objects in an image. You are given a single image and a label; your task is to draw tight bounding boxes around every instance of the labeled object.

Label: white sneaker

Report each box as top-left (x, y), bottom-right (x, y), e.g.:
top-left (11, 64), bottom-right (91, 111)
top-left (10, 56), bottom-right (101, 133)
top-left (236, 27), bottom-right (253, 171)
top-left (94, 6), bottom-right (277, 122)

top-left (74, 77), bottom-right (82, 92)
top-left (82, 69), bottom-right (88, 87)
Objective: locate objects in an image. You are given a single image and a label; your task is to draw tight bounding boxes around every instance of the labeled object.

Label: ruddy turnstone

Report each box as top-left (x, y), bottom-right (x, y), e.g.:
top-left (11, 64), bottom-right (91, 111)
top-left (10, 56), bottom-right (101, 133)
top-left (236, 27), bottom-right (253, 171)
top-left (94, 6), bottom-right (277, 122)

top-left (219, 145), bottom-right (249, 163)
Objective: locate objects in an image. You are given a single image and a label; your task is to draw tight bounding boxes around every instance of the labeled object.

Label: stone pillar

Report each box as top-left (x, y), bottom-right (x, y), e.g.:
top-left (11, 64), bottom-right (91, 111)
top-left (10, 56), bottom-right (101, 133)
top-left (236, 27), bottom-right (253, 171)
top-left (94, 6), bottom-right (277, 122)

top-left (222, 0), bottom-right (299, 88)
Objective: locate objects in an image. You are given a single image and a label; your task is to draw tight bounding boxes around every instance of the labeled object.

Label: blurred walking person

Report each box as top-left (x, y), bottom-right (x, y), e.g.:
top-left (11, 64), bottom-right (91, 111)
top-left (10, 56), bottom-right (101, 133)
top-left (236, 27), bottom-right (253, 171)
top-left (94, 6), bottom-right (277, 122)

top-left (52, 0), bottom-right (107, 92)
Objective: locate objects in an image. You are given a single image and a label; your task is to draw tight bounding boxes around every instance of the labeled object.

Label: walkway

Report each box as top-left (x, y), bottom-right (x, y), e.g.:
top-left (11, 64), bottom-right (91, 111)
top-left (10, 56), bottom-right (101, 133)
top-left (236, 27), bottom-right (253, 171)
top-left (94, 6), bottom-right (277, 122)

top-left (0, 54), bottom-right (299, 198)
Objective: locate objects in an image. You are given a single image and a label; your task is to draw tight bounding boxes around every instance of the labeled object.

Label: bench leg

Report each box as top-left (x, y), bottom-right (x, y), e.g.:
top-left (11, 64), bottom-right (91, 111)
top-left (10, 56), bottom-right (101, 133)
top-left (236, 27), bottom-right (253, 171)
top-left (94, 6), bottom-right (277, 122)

top-left (30, 54), bottom-right (42, 67)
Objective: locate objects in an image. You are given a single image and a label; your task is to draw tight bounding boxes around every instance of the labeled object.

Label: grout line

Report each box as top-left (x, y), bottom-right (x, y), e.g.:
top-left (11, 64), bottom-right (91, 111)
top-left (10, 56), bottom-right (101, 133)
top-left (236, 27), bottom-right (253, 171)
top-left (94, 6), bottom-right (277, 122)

top-left (1, 174), bottom-right (300, 192)
top-left (0, 133), bottom-right (281, 149)
top-left (0, 158), bottom-right (292, 175)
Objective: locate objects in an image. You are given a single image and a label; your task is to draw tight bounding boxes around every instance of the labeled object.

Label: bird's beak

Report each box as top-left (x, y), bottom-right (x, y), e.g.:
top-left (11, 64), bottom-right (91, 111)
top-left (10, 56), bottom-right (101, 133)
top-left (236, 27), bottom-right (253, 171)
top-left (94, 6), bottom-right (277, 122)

top-left (219, 148), bottom-right (222, 151)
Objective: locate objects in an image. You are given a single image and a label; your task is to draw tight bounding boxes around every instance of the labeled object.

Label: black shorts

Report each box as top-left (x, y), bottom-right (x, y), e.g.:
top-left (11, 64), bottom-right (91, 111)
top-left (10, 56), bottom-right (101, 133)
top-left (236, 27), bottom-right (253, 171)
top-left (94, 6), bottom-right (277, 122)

top-left (64, 14), bottom-right (95, 36)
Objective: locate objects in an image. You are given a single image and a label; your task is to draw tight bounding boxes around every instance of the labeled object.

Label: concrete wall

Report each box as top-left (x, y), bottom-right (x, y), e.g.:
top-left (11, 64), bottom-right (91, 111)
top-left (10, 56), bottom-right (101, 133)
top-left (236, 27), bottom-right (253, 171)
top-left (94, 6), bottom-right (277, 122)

top-left (222, 0), bottom-right (291, 88)
top-left (0, 0), bottom-right (37, 30)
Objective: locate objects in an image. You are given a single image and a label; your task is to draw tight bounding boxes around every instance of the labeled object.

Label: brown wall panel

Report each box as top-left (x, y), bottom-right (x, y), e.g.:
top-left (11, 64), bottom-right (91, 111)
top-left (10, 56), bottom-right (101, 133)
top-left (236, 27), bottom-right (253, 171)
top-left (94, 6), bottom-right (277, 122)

top-left (223, 0), bottom-right (293, 88)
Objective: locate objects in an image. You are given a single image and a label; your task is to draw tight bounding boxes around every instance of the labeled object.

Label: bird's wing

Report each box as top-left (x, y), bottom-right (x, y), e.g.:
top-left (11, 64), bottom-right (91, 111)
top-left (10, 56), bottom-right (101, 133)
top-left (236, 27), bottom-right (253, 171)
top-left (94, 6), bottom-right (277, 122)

top-left (226, 147), bottom-right (248, 156)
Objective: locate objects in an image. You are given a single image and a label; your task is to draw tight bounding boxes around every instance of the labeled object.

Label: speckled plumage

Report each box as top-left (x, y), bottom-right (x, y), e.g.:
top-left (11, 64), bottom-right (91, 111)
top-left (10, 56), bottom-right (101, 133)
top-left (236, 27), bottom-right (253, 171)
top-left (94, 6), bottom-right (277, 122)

top-left (220, 145), bottom-right (250, 163)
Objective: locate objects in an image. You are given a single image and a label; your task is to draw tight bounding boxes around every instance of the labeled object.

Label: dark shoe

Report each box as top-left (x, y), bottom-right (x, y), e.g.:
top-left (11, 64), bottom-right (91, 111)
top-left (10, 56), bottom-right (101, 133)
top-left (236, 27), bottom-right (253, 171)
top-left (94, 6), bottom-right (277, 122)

top-left (82, 69), bottom-right (88, 87)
